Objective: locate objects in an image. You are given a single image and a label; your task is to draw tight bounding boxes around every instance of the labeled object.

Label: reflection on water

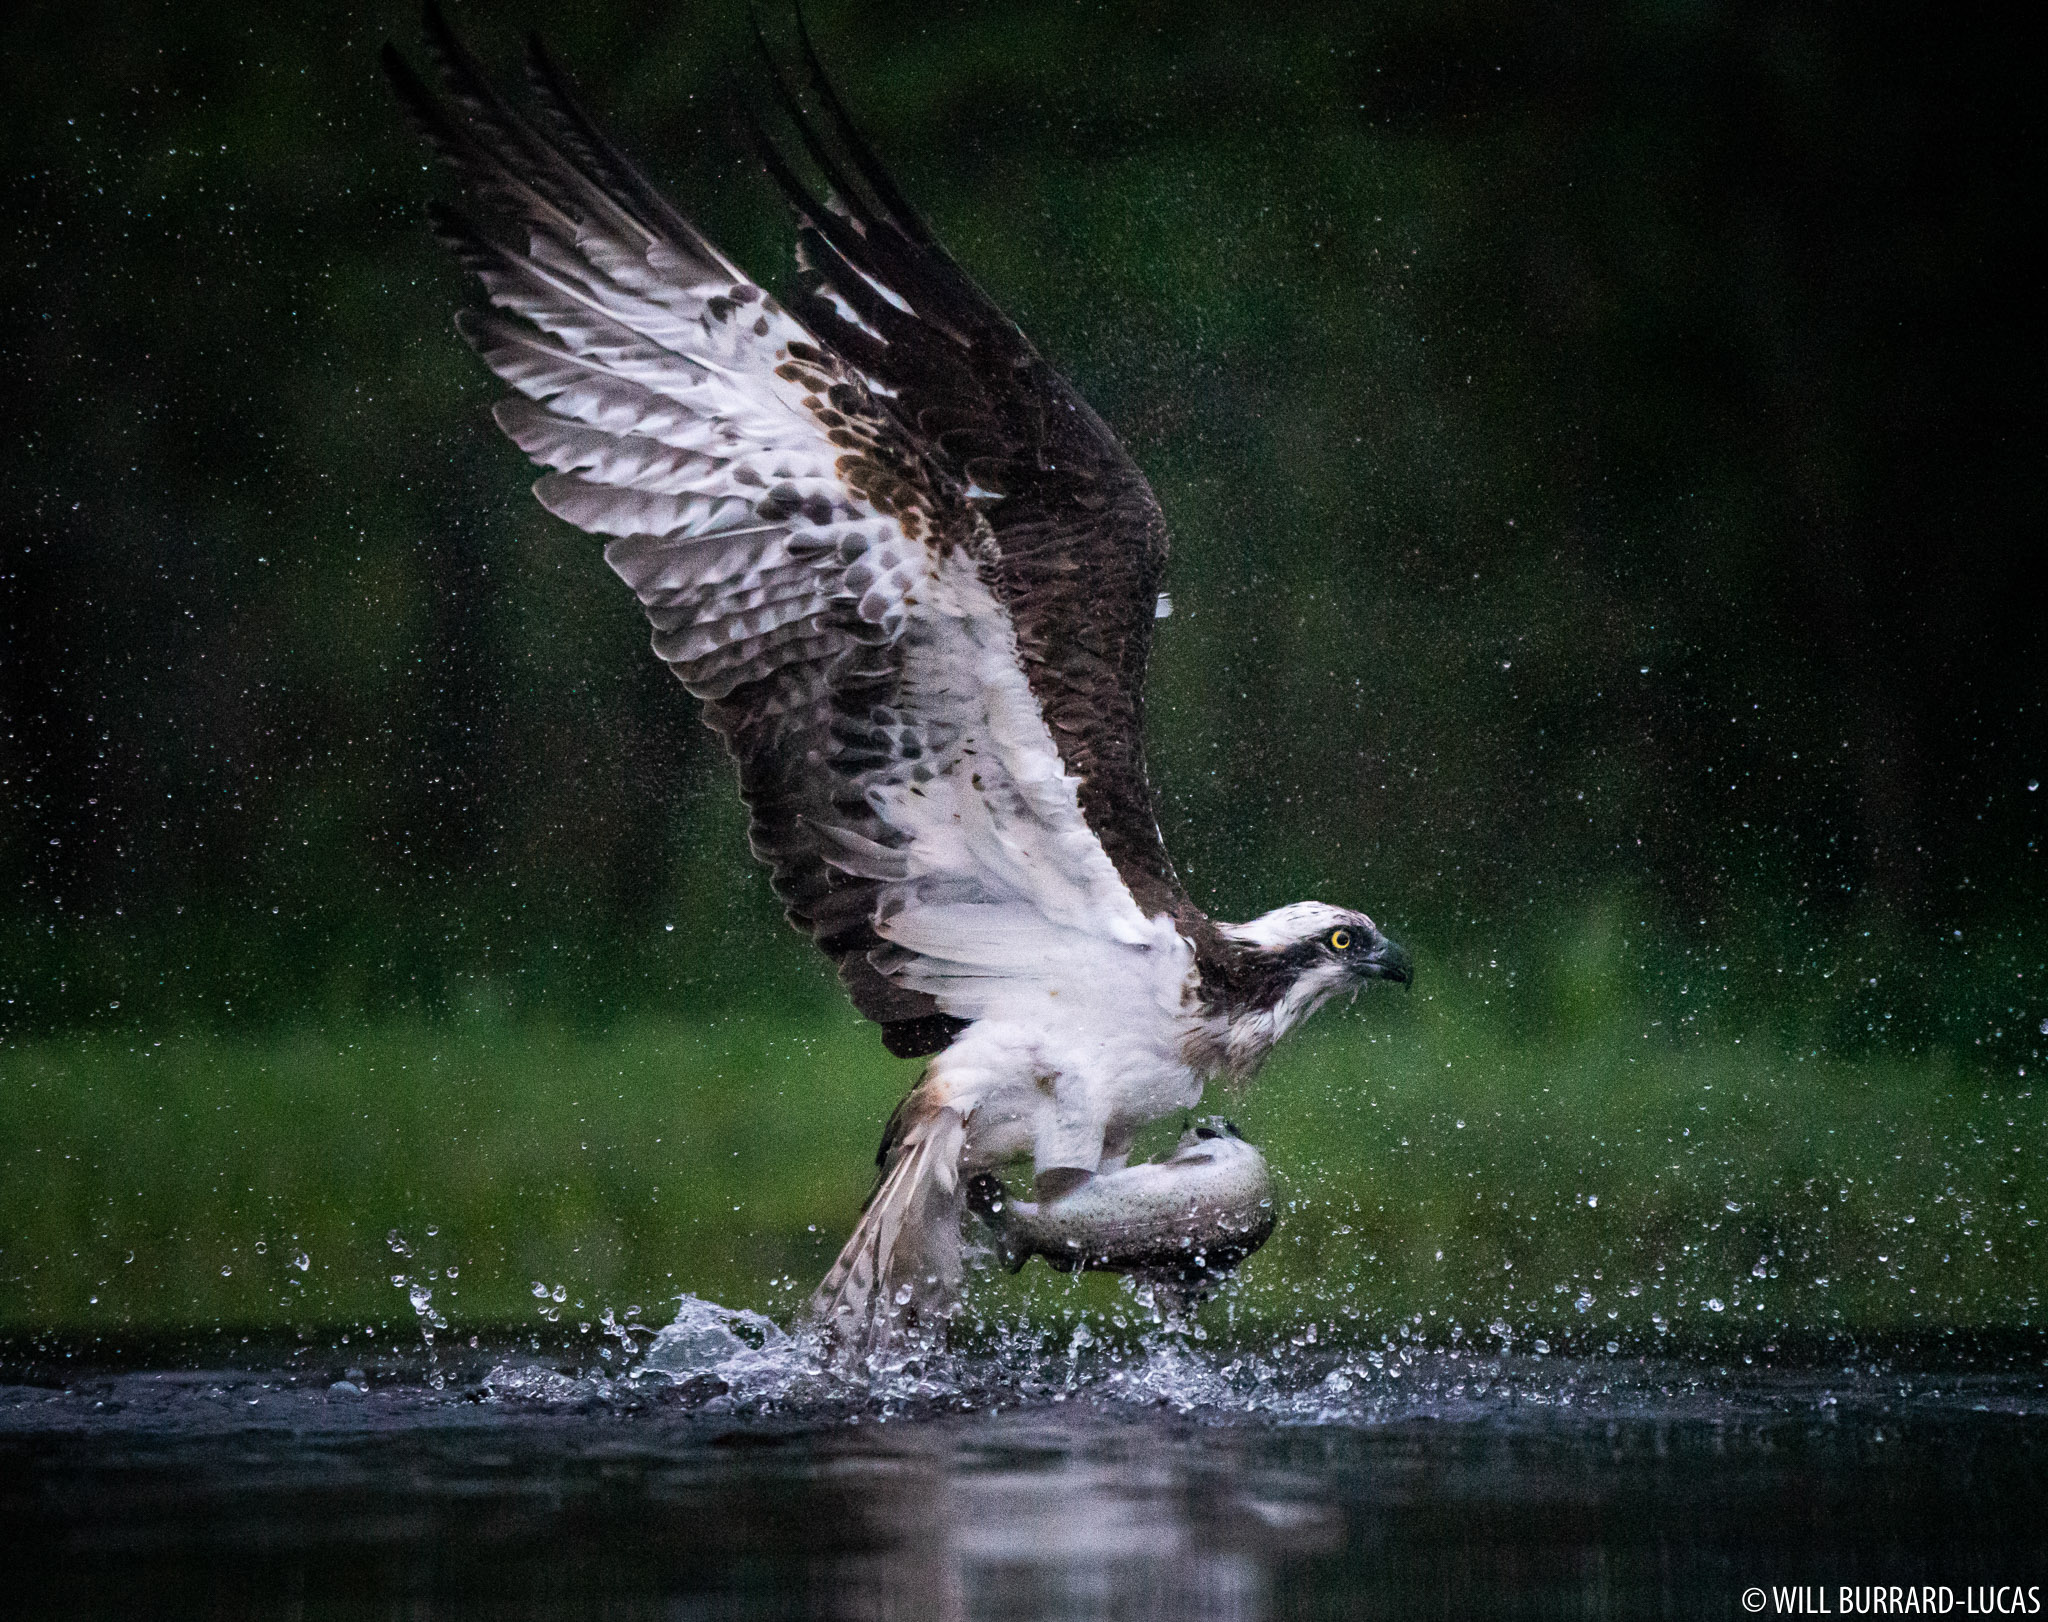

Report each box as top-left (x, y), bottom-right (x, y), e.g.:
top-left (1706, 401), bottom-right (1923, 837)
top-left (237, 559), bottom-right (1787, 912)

top-left (3, 1325), bottom-right (2045, 1620)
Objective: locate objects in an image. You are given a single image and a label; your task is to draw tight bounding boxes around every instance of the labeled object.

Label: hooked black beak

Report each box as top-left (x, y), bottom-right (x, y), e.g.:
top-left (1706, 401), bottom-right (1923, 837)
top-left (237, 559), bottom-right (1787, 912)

top-left (1360, 933), bottom-right (1414, 987)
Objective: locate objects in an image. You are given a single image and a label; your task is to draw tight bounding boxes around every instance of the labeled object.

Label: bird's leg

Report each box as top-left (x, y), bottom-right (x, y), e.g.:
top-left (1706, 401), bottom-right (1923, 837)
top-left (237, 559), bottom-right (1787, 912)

top-left (1025, 1114), bottom-right (1134, 1200)
top-left (1095, 1124), bottom-right (1136, 1175)
top-left (1029, 1092), bottom-right (1109, 1207)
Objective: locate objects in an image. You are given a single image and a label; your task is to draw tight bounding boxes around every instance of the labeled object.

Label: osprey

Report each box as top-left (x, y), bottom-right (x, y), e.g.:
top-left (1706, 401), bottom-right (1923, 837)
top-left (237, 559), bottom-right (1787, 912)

top-left (388, 11), bottom-right (1412, 1356)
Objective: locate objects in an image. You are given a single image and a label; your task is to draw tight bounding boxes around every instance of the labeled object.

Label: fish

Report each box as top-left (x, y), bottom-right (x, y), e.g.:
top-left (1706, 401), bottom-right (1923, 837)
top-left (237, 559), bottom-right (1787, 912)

top-left (967, 1119), bottom-right (1277, 1287)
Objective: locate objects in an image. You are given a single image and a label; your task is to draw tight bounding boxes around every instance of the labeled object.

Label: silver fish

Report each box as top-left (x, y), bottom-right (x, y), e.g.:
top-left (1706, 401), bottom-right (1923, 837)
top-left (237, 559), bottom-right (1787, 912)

top-left (967, 1119), bottom-right (1276, 1287)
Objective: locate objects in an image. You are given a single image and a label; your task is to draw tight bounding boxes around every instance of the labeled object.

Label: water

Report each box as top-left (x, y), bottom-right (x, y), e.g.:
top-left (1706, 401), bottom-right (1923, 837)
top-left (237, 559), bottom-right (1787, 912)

top-left (5, 1302), bottom-right (2046, 1620)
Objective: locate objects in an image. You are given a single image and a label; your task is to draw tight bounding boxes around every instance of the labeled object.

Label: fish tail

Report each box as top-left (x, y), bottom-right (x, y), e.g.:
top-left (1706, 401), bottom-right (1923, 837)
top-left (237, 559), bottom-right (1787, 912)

top-left (806, 1102), bottom-right (968, 1362)
top-left (965, 1172), bottom-right (1031, 1273)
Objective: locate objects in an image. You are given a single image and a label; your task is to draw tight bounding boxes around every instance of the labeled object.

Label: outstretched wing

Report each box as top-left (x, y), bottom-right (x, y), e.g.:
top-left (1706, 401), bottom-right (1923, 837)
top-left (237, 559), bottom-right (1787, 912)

top-left (749, 23), bottom-right (1187, 922)
top-left (386, 14), bottom-right (1188, 1057)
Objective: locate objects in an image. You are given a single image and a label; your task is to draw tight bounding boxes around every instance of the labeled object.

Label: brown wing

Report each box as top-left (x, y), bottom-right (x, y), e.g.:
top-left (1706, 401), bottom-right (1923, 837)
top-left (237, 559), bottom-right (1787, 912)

top-left (388, 14), bottom-right (980, 1054)
top-left (750, 23), bottom-right (1188, 921)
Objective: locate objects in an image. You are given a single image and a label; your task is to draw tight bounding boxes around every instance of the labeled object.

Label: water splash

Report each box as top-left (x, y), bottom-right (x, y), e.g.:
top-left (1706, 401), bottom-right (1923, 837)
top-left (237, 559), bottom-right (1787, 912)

top-left (470, 1286), bottom-right (1875, 1426)
top-left (638, 1295), bottom-right (788, 1375)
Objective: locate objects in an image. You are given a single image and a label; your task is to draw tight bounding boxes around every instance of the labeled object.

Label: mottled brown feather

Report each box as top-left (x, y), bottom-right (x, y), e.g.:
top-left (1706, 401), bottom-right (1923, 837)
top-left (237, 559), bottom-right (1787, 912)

top-left (391, 17), bottom-right (985, 1056)
top-left (752, 34), bottom-right (1190, 923)
top-left (391, 14), bottom-right (1280, 1057)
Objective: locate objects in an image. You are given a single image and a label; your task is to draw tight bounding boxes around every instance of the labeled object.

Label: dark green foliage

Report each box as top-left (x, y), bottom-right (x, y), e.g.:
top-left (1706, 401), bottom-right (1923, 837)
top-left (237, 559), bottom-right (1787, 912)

top-left (3, 2), bottom-right (2041, 1042)
top-left (1, 4), bottom-right (2042, 1331)
top-left (3, 992), bottom-right (2038, 1337)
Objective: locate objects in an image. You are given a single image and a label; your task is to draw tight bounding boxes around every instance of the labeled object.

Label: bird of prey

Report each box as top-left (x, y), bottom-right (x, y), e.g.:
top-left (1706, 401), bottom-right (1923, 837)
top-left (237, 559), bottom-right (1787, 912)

top-left (387, 10), bottom-right (1412, 1357)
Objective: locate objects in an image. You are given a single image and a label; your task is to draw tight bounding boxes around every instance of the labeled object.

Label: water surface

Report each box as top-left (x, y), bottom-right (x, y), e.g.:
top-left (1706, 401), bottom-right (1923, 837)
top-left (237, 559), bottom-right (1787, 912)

top-left (5, 1322), bottom-right (2044, 1620)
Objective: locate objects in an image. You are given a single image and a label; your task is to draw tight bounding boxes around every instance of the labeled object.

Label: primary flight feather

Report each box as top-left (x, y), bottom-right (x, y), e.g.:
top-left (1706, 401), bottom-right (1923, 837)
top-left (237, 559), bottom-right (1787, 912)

top-left (387, 8), bottom-right (1411, 1358)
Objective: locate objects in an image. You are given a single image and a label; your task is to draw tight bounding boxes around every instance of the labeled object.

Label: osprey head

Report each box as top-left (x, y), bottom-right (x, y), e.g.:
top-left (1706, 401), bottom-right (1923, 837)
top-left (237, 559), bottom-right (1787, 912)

top-left (1211, 902), bottom-right (1413, 1078)
top-left (1221, 901), bottom-right (1413, 988)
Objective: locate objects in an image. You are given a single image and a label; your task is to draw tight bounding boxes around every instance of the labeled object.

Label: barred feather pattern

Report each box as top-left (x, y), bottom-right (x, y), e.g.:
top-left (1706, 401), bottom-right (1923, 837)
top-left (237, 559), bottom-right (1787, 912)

top-left (748, 29), bottom-right (1186, 924)
top-left (386, 17), bottom-right (1179, 1056)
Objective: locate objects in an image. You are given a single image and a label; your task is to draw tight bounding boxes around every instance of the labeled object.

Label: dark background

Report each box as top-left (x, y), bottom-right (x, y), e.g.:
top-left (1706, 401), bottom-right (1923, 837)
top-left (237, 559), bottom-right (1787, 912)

top-left (4, 0), bottom-right (2043, 1058)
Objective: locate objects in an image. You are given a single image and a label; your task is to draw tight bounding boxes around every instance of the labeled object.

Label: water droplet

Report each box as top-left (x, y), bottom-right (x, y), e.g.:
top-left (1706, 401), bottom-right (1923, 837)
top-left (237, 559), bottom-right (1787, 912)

top-left (551, 1284), bottom-right (566, 1303)
top-left (531, 1281), bottom-right (549, 1298)
top-left (1574, 1291), bottom-right (1594, 1313)
top-left (1605, 1341), bottom-right (1619, 1354)
top-left (1707, 1298), bottom-right (1726, 1313)
top-left (391, 1274), bottom-right (408, 1288)
top-left (425, 1224), bottom-right (439, 1237)
top-left (1533, 1339), bottom-right (1551, 1354)
top-left (220, 1266), bottom-right (231, 1277)
top-left (1586, 1194), bottom-right (1598, 1208)
top-left (2031, 780), bottom-right (2040, 792)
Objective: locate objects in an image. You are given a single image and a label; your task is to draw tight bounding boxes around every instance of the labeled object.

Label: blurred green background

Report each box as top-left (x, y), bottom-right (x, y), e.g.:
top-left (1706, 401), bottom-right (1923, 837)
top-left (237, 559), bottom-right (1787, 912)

top-left (2, 0), bottom-right (2041, 1347)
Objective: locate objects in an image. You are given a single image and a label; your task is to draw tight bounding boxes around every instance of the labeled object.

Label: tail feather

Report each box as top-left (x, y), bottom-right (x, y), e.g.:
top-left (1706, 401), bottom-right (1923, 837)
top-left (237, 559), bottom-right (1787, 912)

top-left (807, 1106), bottom-right (967, 1361)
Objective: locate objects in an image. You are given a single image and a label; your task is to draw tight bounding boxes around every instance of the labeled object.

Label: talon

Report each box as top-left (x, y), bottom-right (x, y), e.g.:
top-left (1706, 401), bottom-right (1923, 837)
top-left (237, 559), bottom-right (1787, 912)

top-left (1033, 1166), bottom-right (1094, 1202)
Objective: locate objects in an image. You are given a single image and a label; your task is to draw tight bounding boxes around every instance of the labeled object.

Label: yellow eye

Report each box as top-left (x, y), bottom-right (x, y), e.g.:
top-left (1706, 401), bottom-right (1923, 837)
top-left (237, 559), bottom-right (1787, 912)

top-left (1330, 929), bottom-right (1352, 951)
